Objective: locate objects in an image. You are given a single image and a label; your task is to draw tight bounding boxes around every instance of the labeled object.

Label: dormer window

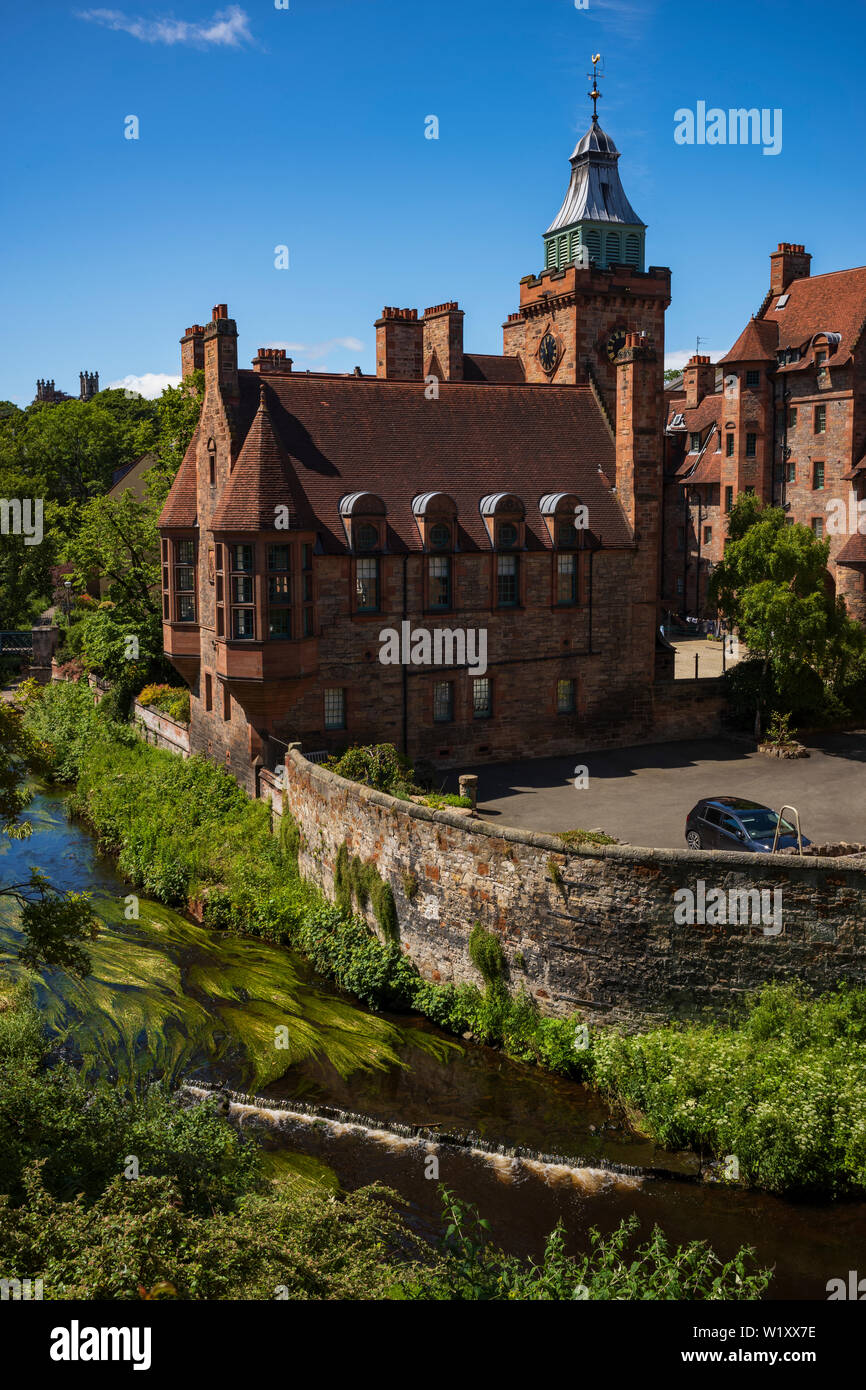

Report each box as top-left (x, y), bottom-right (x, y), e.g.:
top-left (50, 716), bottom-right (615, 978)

top-left (355, 522), bottom-right (379, 552)
top-left (498, 522), bottom-right (519, 548)
top-left (429, 522), bottom-right (451, 550)
top-left (690, 432), bottom-right (702, 453)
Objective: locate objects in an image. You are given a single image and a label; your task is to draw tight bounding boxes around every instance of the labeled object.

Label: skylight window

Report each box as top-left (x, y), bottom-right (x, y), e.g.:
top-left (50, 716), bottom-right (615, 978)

top-left (775, 294), bottom-right (790, 309)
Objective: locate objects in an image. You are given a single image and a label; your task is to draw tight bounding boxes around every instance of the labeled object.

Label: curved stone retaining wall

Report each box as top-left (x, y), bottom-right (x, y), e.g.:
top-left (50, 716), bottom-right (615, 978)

top-left (284, 748), bottom-right (866, 1029)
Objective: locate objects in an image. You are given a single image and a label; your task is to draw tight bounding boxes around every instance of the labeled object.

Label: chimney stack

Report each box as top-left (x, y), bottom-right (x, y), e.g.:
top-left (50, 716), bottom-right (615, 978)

top-left (683, 354), bottom-right (715, 410)
top-left (181, 324), bottom-right (206, 379)
top-left (422, 302), bottom-right (464, 381)
top-left (375, 307), bottom-right (423, 380)
top-left (770, 243), bottom-right (811, 297)
top-left (252, 347), bottom-right (293, 374)
top-left (202, 304), bottom-right (238, 398)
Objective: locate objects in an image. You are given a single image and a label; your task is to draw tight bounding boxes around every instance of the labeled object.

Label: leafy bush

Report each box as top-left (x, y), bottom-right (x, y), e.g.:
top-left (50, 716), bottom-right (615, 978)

top-left (137, 683), bottom-right (191, 723)
top-left (326, 743), bottom-right (417, 796)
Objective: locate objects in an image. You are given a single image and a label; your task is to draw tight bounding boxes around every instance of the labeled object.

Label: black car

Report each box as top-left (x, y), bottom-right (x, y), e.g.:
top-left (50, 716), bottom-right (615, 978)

top-left (685, 797), bottom-right (810, 854)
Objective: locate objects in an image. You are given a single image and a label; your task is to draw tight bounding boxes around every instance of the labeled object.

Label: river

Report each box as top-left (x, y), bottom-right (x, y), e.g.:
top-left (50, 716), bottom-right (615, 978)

top-left (2, 785), bottom-right (864, 1299)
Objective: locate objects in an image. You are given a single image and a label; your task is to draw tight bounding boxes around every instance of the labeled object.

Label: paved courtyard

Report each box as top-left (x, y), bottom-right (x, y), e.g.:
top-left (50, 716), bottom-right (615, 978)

top-left (448, 732), bottom-right (866, 851)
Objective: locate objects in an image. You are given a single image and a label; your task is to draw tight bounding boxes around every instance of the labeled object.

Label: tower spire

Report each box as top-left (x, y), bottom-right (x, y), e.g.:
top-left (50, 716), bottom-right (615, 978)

top-left (587, 53), bottom-right (603, 122)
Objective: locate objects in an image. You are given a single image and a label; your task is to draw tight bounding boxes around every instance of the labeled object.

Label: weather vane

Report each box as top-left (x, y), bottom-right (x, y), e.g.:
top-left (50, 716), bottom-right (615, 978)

top-left (587, 54), bottom-right (603, 120)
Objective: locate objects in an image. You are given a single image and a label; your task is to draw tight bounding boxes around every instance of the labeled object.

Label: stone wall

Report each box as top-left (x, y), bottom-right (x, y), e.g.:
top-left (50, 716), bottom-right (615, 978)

top-left (283, 746), bottom-right (866, 1029)
top-left (133, 701), bottom-right (190, 757)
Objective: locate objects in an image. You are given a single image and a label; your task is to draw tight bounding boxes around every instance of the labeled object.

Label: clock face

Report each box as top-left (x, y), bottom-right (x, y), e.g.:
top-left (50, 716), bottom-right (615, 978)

top-left (606, 328), bottom-right (627, 363)
top-left (538, 332), bottom-right (559, 374)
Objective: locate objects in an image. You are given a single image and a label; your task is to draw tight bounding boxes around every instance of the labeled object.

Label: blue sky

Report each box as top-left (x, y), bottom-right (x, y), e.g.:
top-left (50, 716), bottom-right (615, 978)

top-left (2, 0), bottom-right (865, 405)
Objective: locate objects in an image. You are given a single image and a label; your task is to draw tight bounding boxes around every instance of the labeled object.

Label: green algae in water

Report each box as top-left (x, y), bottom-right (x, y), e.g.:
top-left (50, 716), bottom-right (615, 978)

top-left (260, 1150), bottom-right (340, 1193)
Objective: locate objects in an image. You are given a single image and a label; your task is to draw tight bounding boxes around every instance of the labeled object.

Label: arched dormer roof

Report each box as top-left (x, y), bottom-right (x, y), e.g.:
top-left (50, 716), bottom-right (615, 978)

top-left (479, 492), bottom-right (525, 518)
top-left (339, 491), bottom-right (387, 517)
top-left (412, 491), bottom-right (457, 517)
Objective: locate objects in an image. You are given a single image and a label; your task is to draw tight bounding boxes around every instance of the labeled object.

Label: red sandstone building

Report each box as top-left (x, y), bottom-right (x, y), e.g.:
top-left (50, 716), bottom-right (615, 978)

top-left (158, 109), bottom-right (694, 793)
top-left (664, 246), bottom-right (866, 622)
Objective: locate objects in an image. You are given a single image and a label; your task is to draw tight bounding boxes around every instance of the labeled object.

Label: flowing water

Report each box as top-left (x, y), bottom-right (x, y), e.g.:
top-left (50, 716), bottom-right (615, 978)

top-left (2, 786), bottom-right (865, 1300)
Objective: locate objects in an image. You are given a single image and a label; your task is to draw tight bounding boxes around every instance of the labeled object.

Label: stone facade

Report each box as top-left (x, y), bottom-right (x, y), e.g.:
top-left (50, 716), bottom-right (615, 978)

top-left (283, 748), bottom-right (866, 1029)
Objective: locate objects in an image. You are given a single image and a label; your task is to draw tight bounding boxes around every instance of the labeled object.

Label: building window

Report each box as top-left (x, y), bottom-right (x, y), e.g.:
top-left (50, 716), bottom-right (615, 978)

top-left (205, 674), bottom-right (212, 712)
top-left (703, 526), bottom-right (712, 544)
top-left (556, 552), bottom-right (577, 605)
top-left (815, 350), bottom-right (827, 367)
top-left (355, 522), bottom-right (379, 552)
top-left (222, 683), bottom-right (230, 721)
top-left (497, 553), bottom-right (518, 607)
top-left (232, 608), bottom-right (255, 640)
top-left (232, 544), bottom-right (253, 572)
top-left (324, 688), bottom-right (346, 729)
top-left (690, 432), bottom-right (702, 453)
top-left (813, 461), bottom-right (825, 490)
top-left (429, 522), bottom-right (451, 550)
top-left (812, 516), bottom-right (824, 539)
top-left (498, 522), bottom-right (518, 548)
top-left (556, 520), bottom-right (578, 548)
top-left (433, 681), bottom-right (453, 723)
top-left (725, 486), bottom-right (734, 513)
top-left (355, 556), bottom-right (379, 611)
top-left (814, 405), bottom-right (826, 433)
top-left (787, 460), bottom-right (796, 484)
top-left (472, 678), bottom-right (492, 720)
top-left (788, 407), bottom-right (798, 429)
top-left (174, 539), bottom-right (195, 622)
top-left (267, 545), bottom-right (291, 639)
top-left (725, 433), bottom-right (735, 457)
top-left (745, 370), bottom-right (761, 388)
top-left (745, 434), bottom-right (757, 458)
top-left (556, 679), bottom-right (575, 714)
top-left (177, 594), bottom-right (195, 623)
top-left (428, 555), bottom-right (451, 609)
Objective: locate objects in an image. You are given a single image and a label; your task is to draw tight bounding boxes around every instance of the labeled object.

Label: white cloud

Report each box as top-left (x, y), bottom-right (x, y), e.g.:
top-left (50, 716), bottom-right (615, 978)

top-left (77, 5), bottom-right (253, 48)
top-left (107, 372), bottom-right (181, 398)
top-left (263, 337), bottom-right (366, 364)
top-left (664, 349), bottom-right (727, 372)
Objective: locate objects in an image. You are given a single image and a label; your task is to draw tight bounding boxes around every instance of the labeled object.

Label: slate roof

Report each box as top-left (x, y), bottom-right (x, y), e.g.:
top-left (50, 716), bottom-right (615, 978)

top-left (172, 371), bottom-right (631, 553)
top-left (546, 117), bottom-right (645, 233)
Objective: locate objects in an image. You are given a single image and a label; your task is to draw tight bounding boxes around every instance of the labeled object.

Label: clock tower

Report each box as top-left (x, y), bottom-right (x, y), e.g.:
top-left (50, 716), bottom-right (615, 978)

top-left (503, 60), bottom-right (670, 413)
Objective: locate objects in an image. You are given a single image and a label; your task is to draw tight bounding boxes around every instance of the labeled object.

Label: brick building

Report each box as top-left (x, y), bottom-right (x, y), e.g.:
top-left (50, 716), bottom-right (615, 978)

top-left (159, 110), bottom-right (681, 793)
top-left (663, 245), bottom-right (866, 622)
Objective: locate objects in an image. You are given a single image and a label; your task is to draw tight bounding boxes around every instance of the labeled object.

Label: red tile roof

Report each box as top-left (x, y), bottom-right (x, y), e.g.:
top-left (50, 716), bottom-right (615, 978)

top-left (210, 385), bottom-right (317, 533)
top-left (462, 353), bottom-right (526, 384)
top-left (202, 371), bottom-right (630, 552)
top-left (666, 393), bottom-right (723, 434)
top-left (835, 532), bottom-right (866, 566)
top-left (159, 427), bottom-right (199, 529)
top-left (764, 266), bottom-right (866, 370)
top-left (719, 317), bottom-right (778, 365)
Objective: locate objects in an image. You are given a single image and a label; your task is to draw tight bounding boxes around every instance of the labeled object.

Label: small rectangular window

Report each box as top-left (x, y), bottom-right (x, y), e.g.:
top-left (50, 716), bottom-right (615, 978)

top-left (725, 433), bottom-right (734, 457)
top-left (814, 405), bottom-right (826, 433)
top-left (703, 526), bottom-right (712, 544)
top-left (556, 679), bottom-right (575, 714)
top-left (269, 609), bottom-right (291, 640)
top-left (177, 539), bottom-right (195, 565)
top-left (725, 486), bottom-right (734, 513)
top-left (786, 460), bottom-right (796, 484)
top-left (324, 688), bottom-right (346, 730)
top-left (556, 552), bottom-right (577, 605)
top-left (356, 557), bottom-right (379, 611)
top-left (745, 434), bottom-right (757, 458)
top-left (788, 407), bottom-right (798, 429)
top-left (232, 575), bottom-right (253, 604)
top-left (745, 370), bottom-right (761, 388)
top-left (813, 461), bottom-right (825, 490)
top-left (429, 556), bottom-right (451, 609)
top-left (303, 608), bottom-right (314, 637)
top-left (268, 545), bottom-right (290, 571)
top-left (690, 432), bottom-right (702, 453)
top-left (216, 607), bottom-right (224, 637)
top-left (497, 553), bottom-right (518, 607)
top-left (232, 608), bottom-right (255, 640)
top-left (472, 678), bottom-right (492, 720)
top-left (812, 516), bottom-right (824, 539)
top-left (433, 681), bottom-right (453, 723)
top-left (232, 545), bottom-right (254, 572)
top-left (177, 594), bottom-right (195, 623)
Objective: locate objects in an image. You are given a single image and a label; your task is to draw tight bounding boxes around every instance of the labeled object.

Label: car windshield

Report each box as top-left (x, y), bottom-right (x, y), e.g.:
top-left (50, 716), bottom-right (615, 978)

top-left (736, 809), bottom-right (796, 837)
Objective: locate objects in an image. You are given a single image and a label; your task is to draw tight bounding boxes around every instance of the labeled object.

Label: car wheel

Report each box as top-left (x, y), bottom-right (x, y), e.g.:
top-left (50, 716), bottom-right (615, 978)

top-left (686, 830), bottom-right (702, 850)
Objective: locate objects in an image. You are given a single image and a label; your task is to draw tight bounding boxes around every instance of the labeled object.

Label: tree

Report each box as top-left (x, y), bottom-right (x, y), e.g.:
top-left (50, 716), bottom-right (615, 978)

top-left (709, 496), bottom-right (865, 737)
top-left (0, 698), bottom-right (98, 975)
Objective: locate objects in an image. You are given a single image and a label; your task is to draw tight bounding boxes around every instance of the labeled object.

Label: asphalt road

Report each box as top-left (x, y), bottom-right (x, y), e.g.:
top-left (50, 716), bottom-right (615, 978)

top-left (448, 733), bottom-right (866, 850)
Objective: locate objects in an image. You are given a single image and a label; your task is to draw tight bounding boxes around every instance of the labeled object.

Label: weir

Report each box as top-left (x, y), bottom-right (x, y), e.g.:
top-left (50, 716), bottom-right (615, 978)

top-left (182, 1079), bottom-right (698, 1186)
